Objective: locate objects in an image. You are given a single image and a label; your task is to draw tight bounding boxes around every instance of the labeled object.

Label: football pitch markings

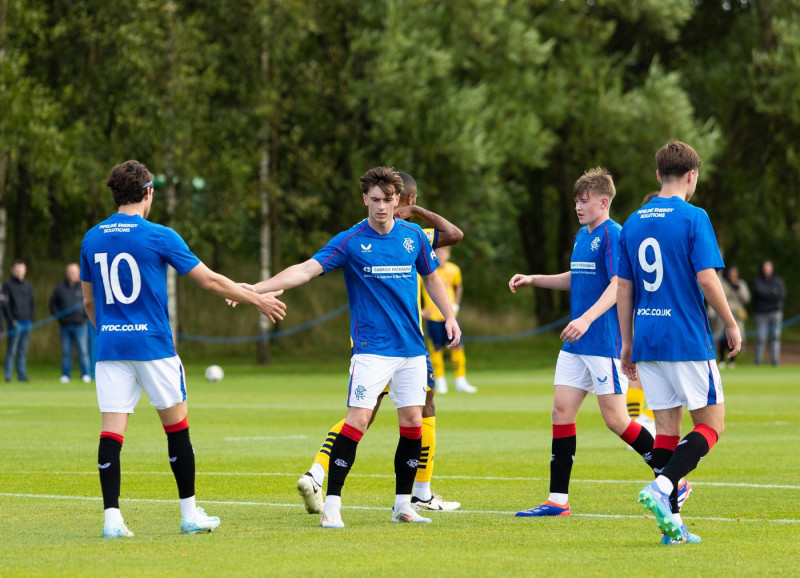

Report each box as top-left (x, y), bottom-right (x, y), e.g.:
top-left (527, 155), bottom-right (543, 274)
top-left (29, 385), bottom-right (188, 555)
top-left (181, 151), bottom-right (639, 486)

top-left (7, 470), bottom-right (800, 490)
top-left (3, 471), bottom-right (798, 525)
top-left (1, 491), bottom-right (798, 524)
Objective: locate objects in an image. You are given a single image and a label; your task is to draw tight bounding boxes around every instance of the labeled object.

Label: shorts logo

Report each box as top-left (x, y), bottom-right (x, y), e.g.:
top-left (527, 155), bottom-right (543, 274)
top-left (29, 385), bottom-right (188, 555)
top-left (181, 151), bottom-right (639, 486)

top-left (169, 457), bottom-right (178, 463)
top-left (406, 459), bottom-right (419, 469)
top-left (98, 462), bottom-right (111, 469)
top-left (403, 238), bottom-right (415, 253)
top-left (597, 376), bottom-right (608, 384)
top-left (354, 385), bottom-right (367, 401)
top-left (334, 458), bottom-right (349, 468)
top-left (591, 236), bottom-right (600, 252)
top-left (361, 243), bottom-right (372, 252)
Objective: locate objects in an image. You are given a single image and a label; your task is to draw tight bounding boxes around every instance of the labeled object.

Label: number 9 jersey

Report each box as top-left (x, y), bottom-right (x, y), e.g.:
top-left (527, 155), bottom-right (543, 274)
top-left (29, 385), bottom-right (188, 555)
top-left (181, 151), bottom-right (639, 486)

top-left (618, 196), bottom-right (724, 362)
top-left (80, 213), bottom-right (201, 361)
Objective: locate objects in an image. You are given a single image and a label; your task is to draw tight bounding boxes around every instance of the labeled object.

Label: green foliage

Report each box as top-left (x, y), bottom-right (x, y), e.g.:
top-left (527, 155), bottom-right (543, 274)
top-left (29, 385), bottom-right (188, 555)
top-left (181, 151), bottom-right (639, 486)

top-left (1, 0), bottom-right (799, 316)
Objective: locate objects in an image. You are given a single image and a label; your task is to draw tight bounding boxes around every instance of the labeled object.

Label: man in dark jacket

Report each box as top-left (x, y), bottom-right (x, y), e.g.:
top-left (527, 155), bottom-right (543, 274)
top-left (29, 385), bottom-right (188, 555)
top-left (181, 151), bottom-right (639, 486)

top-left (3, 259), bottom-right (34, 382)
top-left (50, 263), bottom-right (91, 383)
top-left (752, 260), bottom-right (787, 366)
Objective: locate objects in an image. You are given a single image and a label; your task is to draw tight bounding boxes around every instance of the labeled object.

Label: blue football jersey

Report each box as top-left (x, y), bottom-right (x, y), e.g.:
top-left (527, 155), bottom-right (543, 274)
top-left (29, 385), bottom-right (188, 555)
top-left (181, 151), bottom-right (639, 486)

top-left (80, 213), bottom-right (201, 361)
top-left (564, 219), bottom-right (622, 358)
top-left (618, 196), bottom-right (724, 361)
top-left (313, 218), bottom-right (439, 357)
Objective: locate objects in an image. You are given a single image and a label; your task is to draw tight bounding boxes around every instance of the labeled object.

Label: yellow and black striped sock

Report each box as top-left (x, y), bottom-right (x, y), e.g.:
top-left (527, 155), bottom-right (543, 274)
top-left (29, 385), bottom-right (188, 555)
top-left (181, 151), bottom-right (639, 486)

top-left (414, 416), bottom-right (436, 483)
top-left (314, 419), bottom-right (345, 473)
top-left (451, 348), bottom-right (466, 378)
top-left (626, 386), bottom-right (645, 419)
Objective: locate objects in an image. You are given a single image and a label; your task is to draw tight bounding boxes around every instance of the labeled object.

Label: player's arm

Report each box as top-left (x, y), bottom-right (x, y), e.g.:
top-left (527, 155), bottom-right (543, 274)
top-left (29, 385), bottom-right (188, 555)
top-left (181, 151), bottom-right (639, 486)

top-left (698, 268), bottom-right (742, 357)
top-left (616, 277), bottom-right (637, 381)
top-left (186, 262), bottom-right (286, 322)
top-left (561, 276), bottom-right (618, 343)
top-left (395, 204), bottom-right (463, 247)
top-left (250, 258), bottom-right (324, 295)
top-left (81, 281), bottom-right (96, 327)
top-left (508, 271), bottom-right (571, 293)
top-left (421, 271), bottom-right (462, 348)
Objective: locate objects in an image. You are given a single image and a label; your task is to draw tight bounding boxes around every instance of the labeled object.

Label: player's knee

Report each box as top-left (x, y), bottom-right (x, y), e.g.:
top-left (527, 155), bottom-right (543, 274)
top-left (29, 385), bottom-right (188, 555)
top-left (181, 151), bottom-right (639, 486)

top-left (602, 414), bottom-right (628, 435)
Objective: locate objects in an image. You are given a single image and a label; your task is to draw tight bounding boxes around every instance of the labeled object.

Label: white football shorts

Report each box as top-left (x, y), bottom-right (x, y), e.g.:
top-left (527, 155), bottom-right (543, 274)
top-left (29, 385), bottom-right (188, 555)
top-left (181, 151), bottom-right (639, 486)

top-left (637, 360), bottom-right (723, 411)
top-left (553, 350), bottom-right (628, 395)
top-left (95, 356), bottom-right (187, 413)
top-left (347, 354), bottom-right (426, 409)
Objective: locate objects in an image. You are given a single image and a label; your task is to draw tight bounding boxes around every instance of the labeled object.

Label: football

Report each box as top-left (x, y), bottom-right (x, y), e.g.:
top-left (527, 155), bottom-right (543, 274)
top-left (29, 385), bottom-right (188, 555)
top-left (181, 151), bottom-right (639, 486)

top-left (204, 365), bottom-right (225, 382)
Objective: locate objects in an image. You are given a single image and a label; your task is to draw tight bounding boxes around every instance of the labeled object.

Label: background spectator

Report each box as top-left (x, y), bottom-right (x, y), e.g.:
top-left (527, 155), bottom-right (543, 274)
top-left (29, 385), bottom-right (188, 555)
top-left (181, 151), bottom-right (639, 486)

top-left (3, 260), bottom-right (35, 382)
top-left (710, 266), bottom-right (751, 368)
top-left (752, 260), bottom-right (787, 366)
top-left (50, 262), bottom-right (92, 383)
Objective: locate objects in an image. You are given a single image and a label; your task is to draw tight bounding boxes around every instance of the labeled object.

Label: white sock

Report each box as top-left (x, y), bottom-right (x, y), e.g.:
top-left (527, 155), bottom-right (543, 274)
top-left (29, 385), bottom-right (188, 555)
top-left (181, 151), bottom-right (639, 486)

top-left (547, 493), bottom-right (569, 506)
top-left (180, 495), bottom-right (197, 519)
top-left (413, 481), bottom-right (432, 502)
top-left (104, 507), bottom-right (124, 526)
top-left (673, 513), bottom-right (683, 526)
top-left (394, 494), bottom-right (411, 511)
top-left (310, 462), bottom-right (326, 486)
top-left (455, 376), bottom-right (469, 387)
top-left (324, 495), bottom-right (341, 513)
top-left (655, 475), bottom-right (674, 496)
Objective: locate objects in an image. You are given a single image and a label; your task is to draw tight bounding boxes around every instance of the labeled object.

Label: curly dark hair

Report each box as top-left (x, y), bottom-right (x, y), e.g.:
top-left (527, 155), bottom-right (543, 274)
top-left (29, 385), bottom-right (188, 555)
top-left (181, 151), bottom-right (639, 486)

top-left (359, 166), bottom-right (404, 199)
top-left (655, 140), bottom-right (702, 180)
top-left (106, 160), bottom-right (153, 207)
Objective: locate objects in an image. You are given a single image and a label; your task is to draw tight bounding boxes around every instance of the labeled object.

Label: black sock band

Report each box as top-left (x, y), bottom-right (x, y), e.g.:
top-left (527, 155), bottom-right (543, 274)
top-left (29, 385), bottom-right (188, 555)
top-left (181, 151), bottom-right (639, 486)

top-left (629, 428), bottom-right (655, 468)
top-left (167, 427), bottom-right (195, 499)
top-left (327, 433), bottom-right (358, 497)
top-left (394, 434), bottom-right (422, 495)
top-left (549, 435), bottom-right (576, 494)
top-left (662, 431), bottom-right (710, 488)
top-left (98, 437), bottom-right (122, 510)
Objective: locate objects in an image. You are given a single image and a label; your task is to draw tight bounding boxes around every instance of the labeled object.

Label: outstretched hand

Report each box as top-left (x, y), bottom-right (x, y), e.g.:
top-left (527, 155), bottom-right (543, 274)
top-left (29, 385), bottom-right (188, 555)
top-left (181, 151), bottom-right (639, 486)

top-left (255, 290), bottom-right (286, 323)
top-left (226, 282), bottom-right (256, 308)
top-left (508, 274), bottom-right (532, 294)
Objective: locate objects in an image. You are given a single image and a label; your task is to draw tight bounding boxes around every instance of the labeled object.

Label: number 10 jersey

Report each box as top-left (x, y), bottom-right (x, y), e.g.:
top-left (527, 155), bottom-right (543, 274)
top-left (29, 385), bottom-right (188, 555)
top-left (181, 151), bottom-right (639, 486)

top-left (81, 213), bottom-right (201, 361)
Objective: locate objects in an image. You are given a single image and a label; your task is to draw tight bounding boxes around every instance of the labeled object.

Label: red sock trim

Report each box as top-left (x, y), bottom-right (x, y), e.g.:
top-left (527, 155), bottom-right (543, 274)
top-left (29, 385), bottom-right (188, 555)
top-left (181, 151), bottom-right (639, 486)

top-left (100, 431), bottom-right (123, 445)
top-left (163, 417), bottom-right (189, 433)
top-left (552, 423), bottom-right (576, 439)
top-left (340, 423), bottom-right (364, 443)
top-left (399, 426), bottom-right (422, 440)
top-left (620, 420), bottom-right (642, 445)
top-left (654, 434), bottom-right (680, 451)
top-left (692, 424), bottom-right (719, 451)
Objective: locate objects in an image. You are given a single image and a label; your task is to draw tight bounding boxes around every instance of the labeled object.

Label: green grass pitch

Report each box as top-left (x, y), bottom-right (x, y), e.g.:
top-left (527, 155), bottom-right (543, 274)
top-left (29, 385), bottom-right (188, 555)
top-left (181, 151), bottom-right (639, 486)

top-left (1, 362), bottom-right (798, 576)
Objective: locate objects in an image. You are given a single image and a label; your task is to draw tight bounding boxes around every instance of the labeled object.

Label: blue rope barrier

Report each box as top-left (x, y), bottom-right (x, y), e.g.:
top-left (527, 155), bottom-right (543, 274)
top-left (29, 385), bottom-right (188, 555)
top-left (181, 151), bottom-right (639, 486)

top-left (177, 304), bottom-right (350, 343)
top-left (1, 302), bottom-right (85, 338)
top-left (462, 316), bottom-right (570, 343)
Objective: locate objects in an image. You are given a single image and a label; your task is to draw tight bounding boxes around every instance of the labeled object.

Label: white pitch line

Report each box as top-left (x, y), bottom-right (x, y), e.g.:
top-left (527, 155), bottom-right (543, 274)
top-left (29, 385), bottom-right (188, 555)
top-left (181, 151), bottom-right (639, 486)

top-left (0, 492), bottom-right (797, 524)
top-left (5, 471), bottom-right (800, 491)
top-left (223, 435), bottom-right (309, 441)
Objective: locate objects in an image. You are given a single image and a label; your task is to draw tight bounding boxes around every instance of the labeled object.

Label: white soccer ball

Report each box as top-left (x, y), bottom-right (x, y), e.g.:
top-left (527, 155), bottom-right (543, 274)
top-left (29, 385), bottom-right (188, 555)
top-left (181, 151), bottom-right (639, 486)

top-left (204, 365), bottom-right (224, 382)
